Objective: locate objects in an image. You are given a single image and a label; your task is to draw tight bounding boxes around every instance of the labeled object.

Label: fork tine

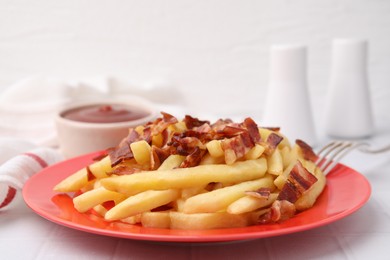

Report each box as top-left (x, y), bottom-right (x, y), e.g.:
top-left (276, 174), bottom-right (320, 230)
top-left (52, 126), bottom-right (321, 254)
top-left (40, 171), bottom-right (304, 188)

top-left (317, 141), bottom-right (371, 175)
top-left (316, 141), bottom-right (346, 169)
top-left (322, 142), bottom-right (357, 175)
top-left (316, 140), bottom-right (389, 175)
top-left (316, 141), bottom-right (355, 175)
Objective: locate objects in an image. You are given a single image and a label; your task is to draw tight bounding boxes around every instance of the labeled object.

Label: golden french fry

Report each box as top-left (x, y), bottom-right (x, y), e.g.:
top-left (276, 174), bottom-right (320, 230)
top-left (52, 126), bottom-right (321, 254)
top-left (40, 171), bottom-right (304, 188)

top-left (169, 211), bottom-right (256, 230)
top-left (274, 161), bottom-right (295, 190)
top-left (227, 193), bottom-right (278, 214)
top-left (105, 189), bottom-right (180, 221)
top-left (89, 156), bottom-right (112, 179)
top-left (199, 153), bottom-right (225, 165)
top-left (130, 140), bottom-right (151, 165)
top-left (121, 214), bottom-right (142, 225)
top-left (53, 167), bottom-right (89, 192)
top-left (245, 144), bottom-right (265, 160)
top-left (152, 133), bottom-right (164, 147)
top-left (141, 212), bottom-right (171, 229)
top-left (182, 175), bottom-right (274, 214)
top-left (157, 154), bottom-right (185, 171)
top-left (181, 186), bottom-right (207, 199)
top-left (224, 148), bottom-right (237, 165)
top-left (168, 121), bottom-right (187, 133)
top-left (280, 146), bottom-right (293, 169)
top-left (73, 187), bottom-right (127, 213)
top-left (206, 140), bottom-right (224, 158)
top-left (101, 158), bottom-right (267, 196)
top-left (267, 148), bottom-right (283, 175)
top-left (92, 204), bottom-right (108, 217)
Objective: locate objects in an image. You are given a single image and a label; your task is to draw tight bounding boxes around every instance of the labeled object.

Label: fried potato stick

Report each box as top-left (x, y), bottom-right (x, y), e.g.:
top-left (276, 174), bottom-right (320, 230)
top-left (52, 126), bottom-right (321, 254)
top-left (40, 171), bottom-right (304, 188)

top-left (101, 158), bottom-right (267, 196)
top-left (73, 187), bottom-right (127, 213)
top-left (105, 189), bottom-right (179, 221)
top-left (182, 175), bottom-right (274, 213)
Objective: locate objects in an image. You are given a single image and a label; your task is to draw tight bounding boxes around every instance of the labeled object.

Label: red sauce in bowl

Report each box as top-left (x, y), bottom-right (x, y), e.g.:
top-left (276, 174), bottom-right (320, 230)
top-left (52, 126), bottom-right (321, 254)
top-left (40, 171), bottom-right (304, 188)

top-left (62, 104), bottom-right (150, 123)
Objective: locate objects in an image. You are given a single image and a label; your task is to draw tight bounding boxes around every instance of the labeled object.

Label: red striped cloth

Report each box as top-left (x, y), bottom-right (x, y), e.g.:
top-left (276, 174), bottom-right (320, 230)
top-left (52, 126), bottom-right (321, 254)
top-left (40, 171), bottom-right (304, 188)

top-left (0, 147), bottom-right (63, 209)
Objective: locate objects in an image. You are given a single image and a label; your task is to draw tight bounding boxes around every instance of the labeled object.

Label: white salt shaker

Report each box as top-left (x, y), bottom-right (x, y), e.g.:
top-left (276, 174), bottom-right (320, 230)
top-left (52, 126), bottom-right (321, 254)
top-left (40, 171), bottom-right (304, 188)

top-left (262, 44), bottom-right (317, 146)
top-left (324, 39), bottom-right (374, 138)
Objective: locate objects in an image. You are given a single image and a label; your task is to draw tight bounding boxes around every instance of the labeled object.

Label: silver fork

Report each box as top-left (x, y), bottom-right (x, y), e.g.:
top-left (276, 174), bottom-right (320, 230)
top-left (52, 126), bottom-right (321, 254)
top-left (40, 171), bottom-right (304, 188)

top-left (316, 140), bottom-right (390, 175)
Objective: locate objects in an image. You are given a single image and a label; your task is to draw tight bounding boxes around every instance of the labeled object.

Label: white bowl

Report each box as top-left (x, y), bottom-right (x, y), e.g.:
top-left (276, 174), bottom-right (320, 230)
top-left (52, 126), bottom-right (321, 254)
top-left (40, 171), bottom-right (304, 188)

top-left (55, 96), bottom-right (158, 158)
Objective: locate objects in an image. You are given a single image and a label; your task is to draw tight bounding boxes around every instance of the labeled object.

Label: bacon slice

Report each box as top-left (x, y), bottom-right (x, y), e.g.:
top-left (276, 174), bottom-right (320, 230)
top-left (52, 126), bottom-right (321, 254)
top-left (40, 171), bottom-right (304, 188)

top-left (211, 118), bottom-right (234, 132)
top-left (245, 187), bottom-right (272, 199)
top-left (168, 135), bottom-right (205, 156)
top-left (243, 117), bottom-right (261, 143)
top-left (265, 133), bottom-right (283, 154)
top-left (179, 146), bottom-right (205, 168)
top-left (150, 112), bottom-right (178, 135)
top-left (150, 146), bottom-right (172, 170)
top-left (108, 141), bottom-right (133, 167)
top-left (277, 161), bottom-right (318, 203)
top-left (258, 200), bottom-right (296, 223)
top-left (296, 139), bottom-right (317, 162)
top-left (110, 165), bottom-right (141, 176)
top-left (219, 125), bottom-right (246, 137)
top-left (221, 131), bottom-right (255, 164)
top-left (183, 115), bottom-right (210, 129)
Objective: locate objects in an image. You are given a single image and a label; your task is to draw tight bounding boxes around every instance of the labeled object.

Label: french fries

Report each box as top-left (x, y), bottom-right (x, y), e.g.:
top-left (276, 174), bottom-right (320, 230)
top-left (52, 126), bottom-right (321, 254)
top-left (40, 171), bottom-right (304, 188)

top-left (54, 112), bottom-right (326, 230)
top-left (100, 158), bottom-right (267, 196)
top-left (182, 175), bottom-right (274, 214)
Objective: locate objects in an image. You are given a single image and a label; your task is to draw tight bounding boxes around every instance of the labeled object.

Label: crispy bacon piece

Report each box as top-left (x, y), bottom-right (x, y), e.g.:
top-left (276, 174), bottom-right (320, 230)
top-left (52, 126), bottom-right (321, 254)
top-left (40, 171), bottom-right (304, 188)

top-left (193, 123), bottom-right (212, 134)
top-left (168, 135), bottom-right (206, 156)
top-left (107, 128), bottom-right (140, 166)
top-left (245, 187), bottom-right (272, 199)
top-left (107, 142), bottom-right (133, 167)
top-left (277, 161), bottom-right (318, 203)
top-left (123, 126), bottom-right (141, 143)
top-left (243, 117), bottom-right (261, 143)
top-left (150, 146), bottom-right (171, 170)
top-left (211, 118), bottom-right (234, 132)
top-left (150, 112), bottom-right (178, 135)
top-left (264, 133), bottom-right (283, 155)
top-left (221, 131), bottom-right (255, 164)
top-left (110, 165), bottom-right (141, 176)
top-left (219, 125), bottom-right (246, 137)
top-left (184, 115), bottom-right (210, 129)
top-left (142, 126), bottom-right (152, 144)
top-left (160, 128), bottom-right (170, 147)
top-left (258, 200), bottom-right (296, 223)
top-left (179, 146), bottom-right (206, 168)
top-left (296, 139), bottom-right (317, 162)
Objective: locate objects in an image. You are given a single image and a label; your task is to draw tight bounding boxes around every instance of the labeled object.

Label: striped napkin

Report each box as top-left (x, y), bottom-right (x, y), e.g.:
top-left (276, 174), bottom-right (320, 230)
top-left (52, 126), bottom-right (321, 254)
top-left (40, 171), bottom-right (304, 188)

top-left (0, 139), bottom-right (63, 209)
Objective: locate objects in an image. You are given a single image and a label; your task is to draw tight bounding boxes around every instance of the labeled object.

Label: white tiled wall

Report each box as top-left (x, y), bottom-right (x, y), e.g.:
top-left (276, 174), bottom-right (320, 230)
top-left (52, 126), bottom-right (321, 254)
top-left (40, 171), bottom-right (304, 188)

top-left (1, 0), bottom-right (389, 125)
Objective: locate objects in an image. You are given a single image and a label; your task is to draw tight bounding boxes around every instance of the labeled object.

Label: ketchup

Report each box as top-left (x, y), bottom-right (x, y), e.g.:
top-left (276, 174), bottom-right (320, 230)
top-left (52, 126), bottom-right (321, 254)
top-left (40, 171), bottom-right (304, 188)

top-left (62, 104), bottom-right (150, 123)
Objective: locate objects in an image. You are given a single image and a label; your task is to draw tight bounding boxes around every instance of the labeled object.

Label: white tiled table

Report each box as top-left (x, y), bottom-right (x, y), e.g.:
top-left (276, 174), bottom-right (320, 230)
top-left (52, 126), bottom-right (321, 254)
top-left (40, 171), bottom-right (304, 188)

top-left (1, 123), bottom-right (390, 260)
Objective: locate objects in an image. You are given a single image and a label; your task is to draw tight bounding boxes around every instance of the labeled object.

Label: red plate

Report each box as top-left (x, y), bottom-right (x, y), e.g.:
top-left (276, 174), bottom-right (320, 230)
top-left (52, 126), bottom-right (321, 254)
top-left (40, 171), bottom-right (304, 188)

top-left (23, 152), bottom-right (371, 243)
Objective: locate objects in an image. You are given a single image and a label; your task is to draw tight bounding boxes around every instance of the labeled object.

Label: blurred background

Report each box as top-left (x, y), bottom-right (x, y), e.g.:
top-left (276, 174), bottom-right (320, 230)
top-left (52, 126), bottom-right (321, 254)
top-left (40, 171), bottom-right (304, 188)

top-left (0, 0), bottom-right (389, 131)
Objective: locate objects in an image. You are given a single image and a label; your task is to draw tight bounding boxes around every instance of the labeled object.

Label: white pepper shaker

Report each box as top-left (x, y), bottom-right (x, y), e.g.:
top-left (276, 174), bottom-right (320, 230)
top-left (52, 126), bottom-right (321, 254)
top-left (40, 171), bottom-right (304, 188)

top-left (262, 44), bottom-right (317, 146)
top-left (324, 39), bottom-right (374, 138)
